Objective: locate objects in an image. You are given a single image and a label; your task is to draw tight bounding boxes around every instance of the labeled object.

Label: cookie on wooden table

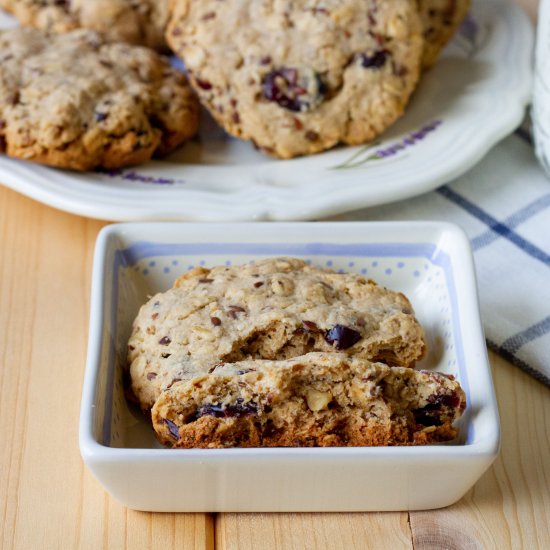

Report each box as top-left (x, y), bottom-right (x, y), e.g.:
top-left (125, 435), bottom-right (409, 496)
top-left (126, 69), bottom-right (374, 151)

top-left (0, 27), bottom-right (199, 171)
top-left (0, 0), bottom-right (170, 50)
top-left (166, 0), bottom-right (424, 158)
top-left (152, 352), bottom-right (466, 448)
top-left (127, 257), bottom-right (426, 411)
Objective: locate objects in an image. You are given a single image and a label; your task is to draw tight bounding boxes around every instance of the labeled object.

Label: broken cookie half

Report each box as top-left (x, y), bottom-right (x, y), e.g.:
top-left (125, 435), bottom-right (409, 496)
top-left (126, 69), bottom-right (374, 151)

top-left (152, 352), bottom-right (466, 448)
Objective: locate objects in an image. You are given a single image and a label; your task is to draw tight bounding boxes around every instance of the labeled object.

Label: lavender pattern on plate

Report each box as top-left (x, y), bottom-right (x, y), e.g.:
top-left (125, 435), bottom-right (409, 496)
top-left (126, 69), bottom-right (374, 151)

top-left (99, 168), bottom-right (185, 186)
top-left (333, 120), bottom-right (443, 170)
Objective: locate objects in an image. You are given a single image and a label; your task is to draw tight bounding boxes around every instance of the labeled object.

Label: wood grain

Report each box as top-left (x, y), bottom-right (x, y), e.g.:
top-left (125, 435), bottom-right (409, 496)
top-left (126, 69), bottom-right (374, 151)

top-left (216, 513), bottom-right (412, 550)
top-left (0, 187), bottom-right (214, 550)
top-left (1, 183), bottom-right (550, 548)
top-left (409, 355), bottom-right (550, 550)
top-left (0, 3), bottom-right (545, 546)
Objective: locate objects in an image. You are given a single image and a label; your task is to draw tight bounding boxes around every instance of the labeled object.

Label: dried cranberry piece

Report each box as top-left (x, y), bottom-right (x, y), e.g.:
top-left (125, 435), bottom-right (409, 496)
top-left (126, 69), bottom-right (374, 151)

top-left (413, 411), bottom-right (443, 427)
top-left (427, 391), bottom-right (461, 409)
top-left (228, 399), bottom-right (259, 417)
top-left (196, 403), bottom-right (225, 417)
top-left (164, 419), bottom-right (180, 440)
top-left (196, 398), bottom-right (258, 419)
top-left (262, 67), bottom-right (326, 112)
top-left (413, 391), bottom-right (462, 427)
top-left (324, 325), bottom-right (361, 350)
top-left (195, 78), bottom-right (213, 90)
top-left (360, 50), bottom-right (389, 69)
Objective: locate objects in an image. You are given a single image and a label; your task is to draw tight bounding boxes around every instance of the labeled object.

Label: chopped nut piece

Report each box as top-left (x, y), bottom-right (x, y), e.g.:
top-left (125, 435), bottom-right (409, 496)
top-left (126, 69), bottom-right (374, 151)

top-left (306, 389), bottom-right (333, 412)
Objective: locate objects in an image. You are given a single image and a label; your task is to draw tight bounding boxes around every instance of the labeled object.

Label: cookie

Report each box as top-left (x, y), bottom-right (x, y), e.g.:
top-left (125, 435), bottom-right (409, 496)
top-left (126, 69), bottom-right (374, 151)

top-left (152, 352), bottom-right (466, 448)
top-left (418, 0), bottom-right (471, 68)
top-left (128, 257), bottom-right (426, 411)
top-left (166, 0), bottom-right (424, 159)
top-left (0, 27), bottom-right (199, 171)
top-left (0, 0), bottom-right (169, 50)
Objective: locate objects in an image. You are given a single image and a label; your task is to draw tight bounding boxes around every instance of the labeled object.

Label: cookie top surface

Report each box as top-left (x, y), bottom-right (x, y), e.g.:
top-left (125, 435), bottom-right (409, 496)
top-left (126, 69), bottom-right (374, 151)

top-left (419, 0), bottom-right (471, 68)
top-left (0, 0), bottom-right (169, 50)
top-left (128, 257), bottom-right (426, 410)
top-left (167, 0), bottom-right (424, 158)
top-left (0, 27), bottom-right (199, 170)
top-left (152, 352), bottom-right (466, 448)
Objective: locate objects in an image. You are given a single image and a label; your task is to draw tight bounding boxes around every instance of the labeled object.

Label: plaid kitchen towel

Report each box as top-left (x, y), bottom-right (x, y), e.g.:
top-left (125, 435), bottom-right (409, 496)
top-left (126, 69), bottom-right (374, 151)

top-left (332, 131), bottom-right (550, 386)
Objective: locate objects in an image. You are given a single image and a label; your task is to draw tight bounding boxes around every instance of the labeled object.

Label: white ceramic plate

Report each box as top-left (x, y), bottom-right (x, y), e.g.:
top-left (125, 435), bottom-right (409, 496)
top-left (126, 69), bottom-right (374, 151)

top-left (0, 0), bottom-right (533, 221)
top-left (80, 222), bottom-right (499, 512)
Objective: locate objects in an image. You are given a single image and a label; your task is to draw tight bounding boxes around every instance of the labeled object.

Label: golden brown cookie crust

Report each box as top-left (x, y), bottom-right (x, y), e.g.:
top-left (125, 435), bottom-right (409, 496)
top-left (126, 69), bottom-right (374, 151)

top-left (0, 0), bottom-right (170, 50)
top-left (167, 0), bottom-right (424, 159)
top-left (152, 353), bottom-right (466, 448)
top-left (0, 27), bottom-right (199, 171)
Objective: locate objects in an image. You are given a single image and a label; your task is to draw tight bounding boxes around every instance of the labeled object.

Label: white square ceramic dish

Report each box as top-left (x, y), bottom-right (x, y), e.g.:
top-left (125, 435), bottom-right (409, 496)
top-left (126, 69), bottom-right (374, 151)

top-left (80, 222), bottom-right (500, 512)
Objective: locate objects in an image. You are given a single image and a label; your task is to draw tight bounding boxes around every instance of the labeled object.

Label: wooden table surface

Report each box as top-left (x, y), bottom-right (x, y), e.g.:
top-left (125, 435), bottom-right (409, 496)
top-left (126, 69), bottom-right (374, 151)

top-left (1, 1), bottom-right (548, 549)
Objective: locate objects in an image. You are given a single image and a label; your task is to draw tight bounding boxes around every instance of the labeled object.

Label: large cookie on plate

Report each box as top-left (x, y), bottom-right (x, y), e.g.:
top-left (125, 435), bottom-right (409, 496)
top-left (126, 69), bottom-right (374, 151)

top-left (151, 352), bottom-right (466, 448)
top-left (0, 27), bottom-right (199, 171)
top-left (0, 0), bottom-right (170, 50)
top-left (127, 257), bottom-right (427, 411)
top-left (418, 0), bottom-right (471, 68)
top-left (166, 0), bottom-right (424, 159)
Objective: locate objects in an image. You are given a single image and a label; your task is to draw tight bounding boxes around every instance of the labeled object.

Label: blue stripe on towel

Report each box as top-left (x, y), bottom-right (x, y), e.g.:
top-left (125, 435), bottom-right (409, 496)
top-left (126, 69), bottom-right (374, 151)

top-left (438, 187), bottom-right (550, 266)
top-left (501, 316), bottom-right (550, 354)
top-left (471, 194), bottom-right (550, 251)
